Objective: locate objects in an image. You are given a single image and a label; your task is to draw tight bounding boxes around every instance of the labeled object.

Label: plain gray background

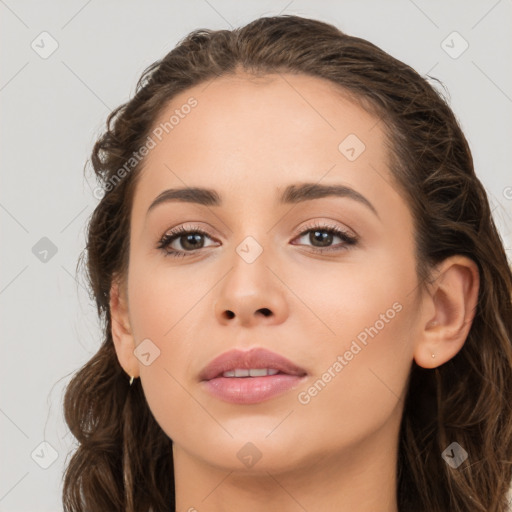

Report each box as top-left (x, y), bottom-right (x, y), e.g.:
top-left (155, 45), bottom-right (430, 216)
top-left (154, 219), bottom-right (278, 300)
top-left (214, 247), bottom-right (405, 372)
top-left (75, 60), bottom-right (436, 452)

top-left (1, 1), bottom-right (511, 510)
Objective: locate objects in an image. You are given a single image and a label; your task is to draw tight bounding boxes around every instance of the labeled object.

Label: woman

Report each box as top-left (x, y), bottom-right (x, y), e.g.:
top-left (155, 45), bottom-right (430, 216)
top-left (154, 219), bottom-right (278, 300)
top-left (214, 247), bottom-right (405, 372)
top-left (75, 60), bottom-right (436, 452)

top-left (62, 14), bottom-right (512, 512)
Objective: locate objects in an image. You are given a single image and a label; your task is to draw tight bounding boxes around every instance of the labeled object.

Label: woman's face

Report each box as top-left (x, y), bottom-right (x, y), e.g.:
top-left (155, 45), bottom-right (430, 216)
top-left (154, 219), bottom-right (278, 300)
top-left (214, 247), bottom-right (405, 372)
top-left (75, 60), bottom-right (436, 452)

top-left (120, 72), bottom-right (423, 473)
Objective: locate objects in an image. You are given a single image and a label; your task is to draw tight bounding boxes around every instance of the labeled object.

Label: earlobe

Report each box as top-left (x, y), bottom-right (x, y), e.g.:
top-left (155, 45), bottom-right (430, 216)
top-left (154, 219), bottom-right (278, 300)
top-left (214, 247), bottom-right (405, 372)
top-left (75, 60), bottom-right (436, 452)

top-left (110, 278), bottom-right (140, 378)
top-left (414, 255), bottom-right (480, 369)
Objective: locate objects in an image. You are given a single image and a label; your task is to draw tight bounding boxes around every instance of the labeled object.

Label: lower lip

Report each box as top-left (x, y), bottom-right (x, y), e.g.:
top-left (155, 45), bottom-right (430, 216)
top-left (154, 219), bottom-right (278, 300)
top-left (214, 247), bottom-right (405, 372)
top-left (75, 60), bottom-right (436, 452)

top-left (202, 374), bottom-right (305, 404)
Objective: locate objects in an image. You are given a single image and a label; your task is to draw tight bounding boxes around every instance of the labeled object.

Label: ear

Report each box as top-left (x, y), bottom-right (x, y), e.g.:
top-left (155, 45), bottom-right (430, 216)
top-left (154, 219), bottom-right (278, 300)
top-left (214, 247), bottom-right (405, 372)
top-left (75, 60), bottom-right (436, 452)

top-left (414, 255), bottom-right (479, 369)
top-left (110, 277), bottom-right (140, 378)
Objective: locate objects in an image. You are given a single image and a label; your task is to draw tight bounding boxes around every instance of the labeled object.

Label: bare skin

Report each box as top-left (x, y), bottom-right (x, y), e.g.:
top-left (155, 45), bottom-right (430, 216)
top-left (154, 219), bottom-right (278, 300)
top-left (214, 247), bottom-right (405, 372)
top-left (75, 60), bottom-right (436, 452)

top-left (110, 71), bottom-right (479, 512)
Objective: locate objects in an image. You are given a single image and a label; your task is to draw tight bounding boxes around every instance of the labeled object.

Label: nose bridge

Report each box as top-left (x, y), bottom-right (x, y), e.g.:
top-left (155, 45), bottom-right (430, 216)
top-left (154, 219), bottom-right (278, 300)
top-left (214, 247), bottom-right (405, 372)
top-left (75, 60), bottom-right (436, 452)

top-left (227, 231), bottom-right (272, 301)
top-left (226, 206), bottom-right (274, 271)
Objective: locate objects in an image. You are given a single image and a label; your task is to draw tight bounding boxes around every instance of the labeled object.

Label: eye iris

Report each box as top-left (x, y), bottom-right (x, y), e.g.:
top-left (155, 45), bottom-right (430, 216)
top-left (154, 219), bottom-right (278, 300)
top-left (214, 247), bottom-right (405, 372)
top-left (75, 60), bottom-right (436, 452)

top-left (311, 230), bottom-right (332, 247)
top-left (181, 233), bottom-right (204, 250)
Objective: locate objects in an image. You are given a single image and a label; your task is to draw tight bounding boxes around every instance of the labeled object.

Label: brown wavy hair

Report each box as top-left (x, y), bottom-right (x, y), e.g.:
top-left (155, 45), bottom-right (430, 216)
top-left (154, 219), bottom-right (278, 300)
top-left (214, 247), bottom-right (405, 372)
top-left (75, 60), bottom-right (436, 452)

top-left (62, 14), bottom-right (512, 512)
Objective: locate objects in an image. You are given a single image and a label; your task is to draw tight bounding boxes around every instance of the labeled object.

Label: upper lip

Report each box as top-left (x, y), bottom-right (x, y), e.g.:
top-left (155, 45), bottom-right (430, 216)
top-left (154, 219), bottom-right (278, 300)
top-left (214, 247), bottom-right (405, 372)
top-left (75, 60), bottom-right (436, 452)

top-left (199, 347), bottom-right (307, 381)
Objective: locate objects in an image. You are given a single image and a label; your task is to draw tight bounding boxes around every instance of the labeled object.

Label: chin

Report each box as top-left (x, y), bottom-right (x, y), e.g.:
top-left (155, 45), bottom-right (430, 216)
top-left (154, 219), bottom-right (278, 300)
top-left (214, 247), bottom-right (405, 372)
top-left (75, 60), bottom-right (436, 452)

top-left (183, 427), bottom-right (313, 474)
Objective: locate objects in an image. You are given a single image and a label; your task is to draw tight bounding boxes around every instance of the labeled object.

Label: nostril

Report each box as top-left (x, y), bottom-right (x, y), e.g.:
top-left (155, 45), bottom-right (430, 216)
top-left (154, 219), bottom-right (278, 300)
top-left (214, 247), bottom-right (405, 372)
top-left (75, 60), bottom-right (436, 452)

top-left (222, 308), bottom-right (271, 320)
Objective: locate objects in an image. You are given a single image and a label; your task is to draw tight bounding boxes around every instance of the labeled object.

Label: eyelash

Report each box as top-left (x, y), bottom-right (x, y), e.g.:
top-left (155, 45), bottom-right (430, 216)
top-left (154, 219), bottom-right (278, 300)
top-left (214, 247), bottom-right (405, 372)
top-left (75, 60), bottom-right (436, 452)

top-left (156, 222), bottom-right (358, 259)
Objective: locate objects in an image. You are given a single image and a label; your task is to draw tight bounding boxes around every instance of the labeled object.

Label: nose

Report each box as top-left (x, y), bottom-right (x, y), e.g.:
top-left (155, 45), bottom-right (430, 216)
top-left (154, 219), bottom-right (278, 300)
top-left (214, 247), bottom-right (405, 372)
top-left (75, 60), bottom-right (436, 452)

top-left (213, 246), bottom-right (289, 328)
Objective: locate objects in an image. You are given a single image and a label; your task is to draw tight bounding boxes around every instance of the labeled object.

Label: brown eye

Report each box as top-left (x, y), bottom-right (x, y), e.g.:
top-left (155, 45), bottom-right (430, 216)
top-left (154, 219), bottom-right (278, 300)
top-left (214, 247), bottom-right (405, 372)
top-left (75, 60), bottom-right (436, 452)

top-left (157, 226), bottom-right (217, 258)
top-left (293, 224), bottom-right (358, 252)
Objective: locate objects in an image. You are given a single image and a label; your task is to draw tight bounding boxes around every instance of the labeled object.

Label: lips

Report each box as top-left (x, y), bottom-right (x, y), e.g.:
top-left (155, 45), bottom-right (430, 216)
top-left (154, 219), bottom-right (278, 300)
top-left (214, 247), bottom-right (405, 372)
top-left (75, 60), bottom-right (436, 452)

top-left (199, 347), bottom-right (308, 405)
top-left (199, 347), bottom-right (307, 381)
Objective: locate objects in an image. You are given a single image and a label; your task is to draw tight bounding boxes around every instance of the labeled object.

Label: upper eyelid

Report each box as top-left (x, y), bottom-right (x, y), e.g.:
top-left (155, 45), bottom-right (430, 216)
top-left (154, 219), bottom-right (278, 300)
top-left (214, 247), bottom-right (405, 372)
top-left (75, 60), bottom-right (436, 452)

top-left (162, 223), bottom-right (350, 237)
top-left (161, 222), bottom-right (355, 246)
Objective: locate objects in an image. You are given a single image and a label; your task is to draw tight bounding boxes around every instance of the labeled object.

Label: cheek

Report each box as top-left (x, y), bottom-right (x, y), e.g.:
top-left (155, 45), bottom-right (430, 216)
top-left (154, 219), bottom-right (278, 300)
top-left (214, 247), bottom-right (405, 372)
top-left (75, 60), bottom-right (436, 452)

top-left (126, 262), bottom-right (215, 440)
top-left (127, 257), bottom-right (215, 341)
top-left (289, 251), bottom-right (416, 432)
top-left (293, 297), bottom-right (415, 452)
top-left (284, 248), bottom-right (414, 344)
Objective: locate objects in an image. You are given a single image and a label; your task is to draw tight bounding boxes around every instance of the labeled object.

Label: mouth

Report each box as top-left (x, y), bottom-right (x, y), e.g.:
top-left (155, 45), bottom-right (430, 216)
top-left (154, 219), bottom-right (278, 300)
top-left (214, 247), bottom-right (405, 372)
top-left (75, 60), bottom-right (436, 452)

top-left (199, 347), bottom-right (308, 405)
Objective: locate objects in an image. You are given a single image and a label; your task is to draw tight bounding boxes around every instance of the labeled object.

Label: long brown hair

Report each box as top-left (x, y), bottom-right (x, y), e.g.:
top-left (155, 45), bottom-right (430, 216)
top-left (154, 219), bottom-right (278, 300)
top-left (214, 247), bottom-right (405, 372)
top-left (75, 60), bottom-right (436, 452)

top-left (62, 14), bottom-right (512, 511)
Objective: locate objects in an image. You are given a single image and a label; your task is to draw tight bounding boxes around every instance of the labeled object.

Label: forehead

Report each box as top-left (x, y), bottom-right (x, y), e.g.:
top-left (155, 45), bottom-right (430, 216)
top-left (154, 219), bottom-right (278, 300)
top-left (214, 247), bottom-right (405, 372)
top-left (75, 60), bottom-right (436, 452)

top-left (132, 71), bottom-right (391, 213)
top-left (150, 71), bottom-right (381, 147)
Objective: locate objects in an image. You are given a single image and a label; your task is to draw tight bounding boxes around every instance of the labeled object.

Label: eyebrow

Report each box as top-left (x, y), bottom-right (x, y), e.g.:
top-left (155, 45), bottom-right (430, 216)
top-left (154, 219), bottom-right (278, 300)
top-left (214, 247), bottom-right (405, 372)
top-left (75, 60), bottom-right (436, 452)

top-left (146, 182), bottom-right (378, 217)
